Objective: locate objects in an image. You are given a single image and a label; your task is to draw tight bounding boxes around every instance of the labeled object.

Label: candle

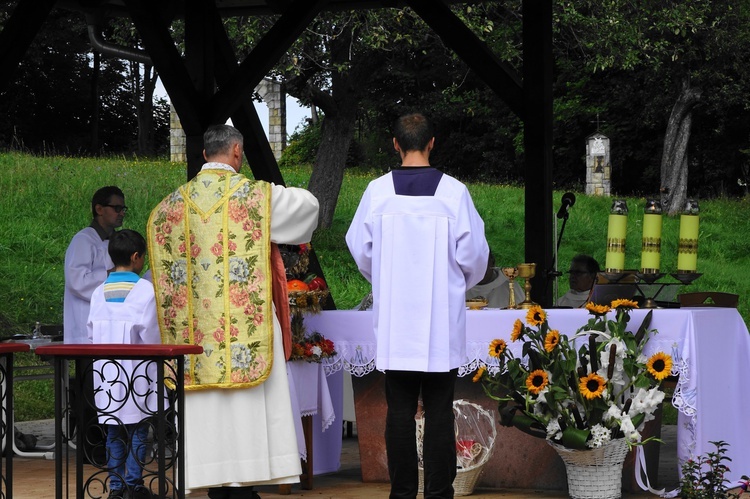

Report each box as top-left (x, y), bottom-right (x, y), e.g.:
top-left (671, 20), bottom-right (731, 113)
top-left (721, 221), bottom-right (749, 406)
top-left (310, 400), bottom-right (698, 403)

top-left (677, 199), bottom-right (699, 273)
top-left (640, 199), bottom-right (662, 273)
top-left (605, 199), bottom-right (628, 272)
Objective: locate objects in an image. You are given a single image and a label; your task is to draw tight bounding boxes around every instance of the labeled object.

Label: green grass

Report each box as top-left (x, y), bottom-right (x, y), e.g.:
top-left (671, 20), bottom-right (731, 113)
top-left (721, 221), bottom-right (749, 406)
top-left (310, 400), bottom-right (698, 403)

top-left (1, 152), bottom-right (748, 422)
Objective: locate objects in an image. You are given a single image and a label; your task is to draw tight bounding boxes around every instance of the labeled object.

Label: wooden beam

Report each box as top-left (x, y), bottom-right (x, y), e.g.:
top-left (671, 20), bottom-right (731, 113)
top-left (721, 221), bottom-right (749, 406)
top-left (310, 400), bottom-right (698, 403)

top-left (207, 2), bottom-right (286, 185)
top-left (0, 0), bottom-right (56, 93)
top-left (522, 0), bottom-right (554, 306)
top-left (405, 0), bottom-right (524, 119)
top-left (208, 0), bottom-right (328, 123)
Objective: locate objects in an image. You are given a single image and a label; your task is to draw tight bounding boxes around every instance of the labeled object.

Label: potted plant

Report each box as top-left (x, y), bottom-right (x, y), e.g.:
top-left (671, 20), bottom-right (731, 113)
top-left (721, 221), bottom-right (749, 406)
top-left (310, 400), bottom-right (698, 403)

top-left (474, 300), bottom-right (673, 498)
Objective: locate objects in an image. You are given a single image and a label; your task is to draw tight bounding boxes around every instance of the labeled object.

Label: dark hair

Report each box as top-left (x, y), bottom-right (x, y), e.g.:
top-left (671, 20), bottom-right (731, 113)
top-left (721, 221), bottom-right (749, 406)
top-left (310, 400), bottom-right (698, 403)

top-left (393, 113), bottom-right (434, 152)
top-left (91, 186), bottom-right (124, 218)
top-left (108, 229), bottom-right (146, 267)
top-left (203, 124), bottom-right (244, 158)
top-left (571, 254), bottom-right (600, 275)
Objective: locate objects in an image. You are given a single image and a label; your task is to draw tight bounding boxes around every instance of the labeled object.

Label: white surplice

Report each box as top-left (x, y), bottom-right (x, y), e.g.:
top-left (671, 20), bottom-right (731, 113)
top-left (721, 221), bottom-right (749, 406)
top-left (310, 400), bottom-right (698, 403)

top-left (180, 168), bottom-right (319, 489)
top-left (346, 172), bottom-right (488, 372)
top-left (64, 227), bottom-right (113, 344)
top-left (555, 288), bottom-right (590, 308)
top-left (87, 277), bottom-right (161, 424)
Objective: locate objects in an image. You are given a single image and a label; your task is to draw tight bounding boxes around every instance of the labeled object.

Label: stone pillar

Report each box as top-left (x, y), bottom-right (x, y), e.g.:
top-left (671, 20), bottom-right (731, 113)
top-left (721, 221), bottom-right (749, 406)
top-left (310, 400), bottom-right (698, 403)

top-left (169, 78), bottom-right (287, 163)
top-left (585, 133), bottom-right (611, 196)
top-left (169, 103), bottom-right (186, 163)
top-left (256, 78), bottom-right (287, 161)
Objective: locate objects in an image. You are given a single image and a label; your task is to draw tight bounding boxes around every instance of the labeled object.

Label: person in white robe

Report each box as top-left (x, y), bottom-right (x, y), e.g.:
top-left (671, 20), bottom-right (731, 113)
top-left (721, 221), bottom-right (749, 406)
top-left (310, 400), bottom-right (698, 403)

top-left (148, 125), bottom-right (319, 499)
top-left (555, 254), bottom-right (600, 308)
top-left (466, 251), bottom-right (524, 309)
top-left (87, 229), bottom-right (159, 499)
top-left (346, 113), bottom-right (489, 499)
top-left (64, 185), bottom-right (127, 465)
top-left (64, 186), bottom-right (127, 344)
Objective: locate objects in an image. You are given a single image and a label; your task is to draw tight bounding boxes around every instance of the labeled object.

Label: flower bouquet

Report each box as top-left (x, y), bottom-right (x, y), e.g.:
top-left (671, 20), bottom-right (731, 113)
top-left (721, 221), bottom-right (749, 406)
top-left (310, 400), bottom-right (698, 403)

top-left (474, 300), bottom-right (672, 451)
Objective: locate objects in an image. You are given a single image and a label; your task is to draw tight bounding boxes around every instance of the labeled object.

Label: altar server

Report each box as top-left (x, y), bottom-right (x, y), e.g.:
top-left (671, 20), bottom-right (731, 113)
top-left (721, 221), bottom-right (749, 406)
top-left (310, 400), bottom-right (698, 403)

top-left (346, 113), bottom-right (489, 499)
top-left (148, 124), bottom-right (319, 499)
top-left (87, 229), bottom-right (159, 499)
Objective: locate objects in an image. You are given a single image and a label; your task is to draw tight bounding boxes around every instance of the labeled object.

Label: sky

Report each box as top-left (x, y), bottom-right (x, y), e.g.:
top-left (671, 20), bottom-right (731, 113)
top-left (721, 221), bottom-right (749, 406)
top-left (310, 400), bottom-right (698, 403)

top-left (156, 78), bottom-right (311, 137)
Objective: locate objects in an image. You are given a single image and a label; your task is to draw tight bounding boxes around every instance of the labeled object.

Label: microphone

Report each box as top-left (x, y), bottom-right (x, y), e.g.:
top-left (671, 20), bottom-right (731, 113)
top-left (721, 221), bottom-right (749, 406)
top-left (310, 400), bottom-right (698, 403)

top-left (556, 192), bottom-right (576, 219)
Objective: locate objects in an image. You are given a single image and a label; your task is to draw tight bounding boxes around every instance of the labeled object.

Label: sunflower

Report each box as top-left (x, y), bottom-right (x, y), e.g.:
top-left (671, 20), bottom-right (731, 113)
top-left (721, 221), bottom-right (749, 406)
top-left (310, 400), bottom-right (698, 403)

top-left (510, 319), bottom-right (524, 342)
top-left (646, 352), bottom-right (673, 381)
top-left (489, 338), bottom-right (507, 358)
top-left (585, 302), bottom-right (611, 316)
top-left (472, 365), bottom-right (486, 383)
top-left (579, 373), bottom-right (607, 400)
top-left (544, 329), bottom-right (560, 353)
top-left (526, 369), bottom-right (549, 394)
top-left (526, 305), bottom-right (546, 326)
top-left (611, 298), bottom-right (639, 310)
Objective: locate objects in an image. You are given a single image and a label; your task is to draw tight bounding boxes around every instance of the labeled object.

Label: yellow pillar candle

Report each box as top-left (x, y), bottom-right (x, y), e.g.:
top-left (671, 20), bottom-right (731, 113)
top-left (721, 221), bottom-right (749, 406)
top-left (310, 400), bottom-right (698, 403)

top-left (605, 200), bottom-right (628, 272)
top-left (640, 199), bottom-right (663, 273)
top-left (677, 199), bottom-right (700, 273)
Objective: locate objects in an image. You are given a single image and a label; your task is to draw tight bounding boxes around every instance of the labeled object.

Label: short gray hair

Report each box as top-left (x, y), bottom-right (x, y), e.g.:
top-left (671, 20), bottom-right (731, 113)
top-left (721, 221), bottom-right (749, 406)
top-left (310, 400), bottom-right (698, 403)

top-left (203, 124), bottom-right (244, 158)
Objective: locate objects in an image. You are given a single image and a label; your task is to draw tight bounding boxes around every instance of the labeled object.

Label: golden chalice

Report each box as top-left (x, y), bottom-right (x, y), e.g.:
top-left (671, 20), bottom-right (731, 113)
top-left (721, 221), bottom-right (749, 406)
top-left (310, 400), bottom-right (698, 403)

top-left (501, 267), bottom-right (519, 309)
top-left (517, 263), bottom-right (538, 309)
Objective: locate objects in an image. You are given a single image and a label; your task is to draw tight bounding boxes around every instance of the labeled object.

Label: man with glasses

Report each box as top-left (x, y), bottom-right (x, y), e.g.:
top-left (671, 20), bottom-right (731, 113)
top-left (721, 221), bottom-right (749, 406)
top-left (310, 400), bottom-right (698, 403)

top-left (63, 185), bottom-right (127, 466)
top-left (555, 254), bottom-right (600, 308)
top-left (64, 185), bottom-right (127, 344)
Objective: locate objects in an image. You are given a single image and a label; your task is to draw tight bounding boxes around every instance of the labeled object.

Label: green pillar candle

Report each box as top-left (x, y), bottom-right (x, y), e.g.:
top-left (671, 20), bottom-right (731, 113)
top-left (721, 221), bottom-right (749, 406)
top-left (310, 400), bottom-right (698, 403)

top-left (677, 199), bottom-right (699, 273)
top-left (640, 199), bottom-right (662, 273)
top-left (605, 200), bottom-right (628, 272)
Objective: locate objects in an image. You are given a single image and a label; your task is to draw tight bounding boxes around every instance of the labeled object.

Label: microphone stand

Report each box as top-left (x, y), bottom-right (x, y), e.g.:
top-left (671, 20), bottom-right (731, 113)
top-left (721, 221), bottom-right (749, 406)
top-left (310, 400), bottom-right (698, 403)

top-left (545, 209), bottom-right (570, 304)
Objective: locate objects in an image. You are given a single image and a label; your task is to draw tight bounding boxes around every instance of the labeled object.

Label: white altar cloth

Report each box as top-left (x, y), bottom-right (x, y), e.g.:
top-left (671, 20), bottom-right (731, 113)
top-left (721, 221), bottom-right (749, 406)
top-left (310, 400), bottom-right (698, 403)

top-left (311, 307), bottom-right (750, 486)
top-left (287, 361), bottom-right (336, 462)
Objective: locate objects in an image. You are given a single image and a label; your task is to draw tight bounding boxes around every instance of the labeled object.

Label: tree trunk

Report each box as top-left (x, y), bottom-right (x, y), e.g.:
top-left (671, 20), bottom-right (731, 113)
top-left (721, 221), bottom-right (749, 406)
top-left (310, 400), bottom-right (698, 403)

top-left (137, 65), bottom-right (156, 155)
top-left (90, 51), bottom-right (100, 152)
top-left (308, 101), bottom-right (357, 228)
top-left (660, 79), bottom-right (701, 215)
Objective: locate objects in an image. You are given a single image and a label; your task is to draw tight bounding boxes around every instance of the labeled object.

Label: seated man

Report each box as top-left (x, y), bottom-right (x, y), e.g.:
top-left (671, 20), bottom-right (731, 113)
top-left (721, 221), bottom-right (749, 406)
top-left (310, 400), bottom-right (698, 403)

top-left (466, 251), bottom-right (524, 309)
top-left (555, 254), bottom-right (600, 308)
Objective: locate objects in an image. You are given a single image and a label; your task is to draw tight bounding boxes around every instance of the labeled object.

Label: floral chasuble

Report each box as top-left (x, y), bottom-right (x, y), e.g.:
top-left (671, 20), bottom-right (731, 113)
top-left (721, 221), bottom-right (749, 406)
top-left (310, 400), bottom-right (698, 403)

top-left (147, 171), bottom-right (273, 390)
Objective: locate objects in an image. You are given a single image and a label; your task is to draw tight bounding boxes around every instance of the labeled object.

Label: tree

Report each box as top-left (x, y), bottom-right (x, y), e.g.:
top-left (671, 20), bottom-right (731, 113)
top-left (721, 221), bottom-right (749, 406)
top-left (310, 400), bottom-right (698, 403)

top-left (553, 0), bottom-right (750, 212)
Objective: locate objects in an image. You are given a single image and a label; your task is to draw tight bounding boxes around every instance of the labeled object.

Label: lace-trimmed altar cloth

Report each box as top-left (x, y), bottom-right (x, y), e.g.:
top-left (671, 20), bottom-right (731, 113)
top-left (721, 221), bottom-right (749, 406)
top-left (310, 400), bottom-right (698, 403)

top-left (310, 307), bottom-right (750, 490)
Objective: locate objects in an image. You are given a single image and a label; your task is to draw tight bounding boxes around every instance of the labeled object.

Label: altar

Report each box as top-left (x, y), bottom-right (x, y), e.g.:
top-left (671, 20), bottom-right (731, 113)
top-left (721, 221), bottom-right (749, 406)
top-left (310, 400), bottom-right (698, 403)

top-left (308, 307), bottom-right (750, 492)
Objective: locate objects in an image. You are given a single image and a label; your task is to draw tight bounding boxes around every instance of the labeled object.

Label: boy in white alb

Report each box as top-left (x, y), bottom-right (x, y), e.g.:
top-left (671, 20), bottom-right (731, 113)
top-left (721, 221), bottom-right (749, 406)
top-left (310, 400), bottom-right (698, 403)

top-left (87, 229), bottom-right (160, 499)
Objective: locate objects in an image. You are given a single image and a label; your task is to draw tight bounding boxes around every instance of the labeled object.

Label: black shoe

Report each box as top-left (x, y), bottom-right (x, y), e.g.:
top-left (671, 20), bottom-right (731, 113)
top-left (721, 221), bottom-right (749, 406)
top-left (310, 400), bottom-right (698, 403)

top-left (107, 489), bottom-right (124, 499)
top-left (131, 485), bottom-right (153, 499)
top-left (207, 487), bottom-right (231, 499)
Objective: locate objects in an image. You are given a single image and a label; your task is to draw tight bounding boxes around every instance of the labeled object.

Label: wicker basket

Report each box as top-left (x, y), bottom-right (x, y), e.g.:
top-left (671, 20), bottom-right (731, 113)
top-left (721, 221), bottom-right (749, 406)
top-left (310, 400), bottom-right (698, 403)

top-left (548, 438), bottom-right (629, 499)
top-left (416, 400), bottom-right (497, 496)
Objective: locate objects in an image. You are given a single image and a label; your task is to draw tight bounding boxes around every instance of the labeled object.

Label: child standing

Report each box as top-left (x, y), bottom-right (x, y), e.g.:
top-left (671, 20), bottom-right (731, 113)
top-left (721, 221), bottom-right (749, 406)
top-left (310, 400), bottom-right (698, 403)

top-left (87, 229), bottom-right (159, 499)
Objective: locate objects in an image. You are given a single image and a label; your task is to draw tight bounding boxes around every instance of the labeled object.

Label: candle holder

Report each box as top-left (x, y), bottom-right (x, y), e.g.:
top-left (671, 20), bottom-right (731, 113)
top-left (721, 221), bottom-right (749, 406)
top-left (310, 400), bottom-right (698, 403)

top-left (501, 267), bottom-right (519, 309)
top-left (670, 272), bottom-right (702, 285)
top-left (516, 263), bottom-right (537, 309)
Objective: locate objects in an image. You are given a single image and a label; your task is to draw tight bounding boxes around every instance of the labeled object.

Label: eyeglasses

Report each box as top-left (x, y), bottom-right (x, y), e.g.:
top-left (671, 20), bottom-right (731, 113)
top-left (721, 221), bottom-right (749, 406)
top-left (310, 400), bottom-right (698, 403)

top-left (104, 204), bottom-right (128, 213)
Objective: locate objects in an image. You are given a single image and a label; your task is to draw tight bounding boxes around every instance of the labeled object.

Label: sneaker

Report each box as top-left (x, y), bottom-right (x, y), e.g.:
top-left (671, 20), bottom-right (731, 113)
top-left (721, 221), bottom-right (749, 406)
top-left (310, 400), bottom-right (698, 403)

top-left (107, 490), bottom-right (124, 499)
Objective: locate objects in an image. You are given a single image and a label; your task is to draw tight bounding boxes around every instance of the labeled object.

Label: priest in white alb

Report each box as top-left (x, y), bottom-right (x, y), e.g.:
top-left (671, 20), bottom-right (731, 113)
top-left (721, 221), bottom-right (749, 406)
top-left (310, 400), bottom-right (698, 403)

top-left (147, 124), bottom-right (319, 499)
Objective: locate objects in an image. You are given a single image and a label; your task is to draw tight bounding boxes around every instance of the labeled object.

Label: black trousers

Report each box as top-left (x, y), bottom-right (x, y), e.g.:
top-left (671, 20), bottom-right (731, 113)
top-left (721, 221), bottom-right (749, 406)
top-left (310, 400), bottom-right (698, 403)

top-left (385, 369), bottom-right (458, 499)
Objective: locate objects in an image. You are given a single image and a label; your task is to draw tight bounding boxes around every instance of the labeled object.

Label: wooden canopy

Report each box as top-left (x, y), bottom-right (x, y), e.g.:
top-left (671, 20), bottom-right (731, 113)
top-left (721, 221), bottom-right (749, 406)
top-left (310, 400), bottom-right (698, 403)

top-left (0, 0), bottom-right (554, 305)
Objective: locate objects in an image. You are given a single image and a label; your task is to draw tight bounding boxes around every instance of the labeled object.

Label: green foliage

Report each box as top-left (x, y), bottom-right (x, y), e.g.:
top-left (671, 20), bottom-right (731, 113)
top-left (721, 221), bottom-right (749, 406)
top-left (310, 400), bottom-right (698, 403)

top-left (279, 120), bottom-right (321, 168)
top-left (680, 440), bottom-right (749, 498)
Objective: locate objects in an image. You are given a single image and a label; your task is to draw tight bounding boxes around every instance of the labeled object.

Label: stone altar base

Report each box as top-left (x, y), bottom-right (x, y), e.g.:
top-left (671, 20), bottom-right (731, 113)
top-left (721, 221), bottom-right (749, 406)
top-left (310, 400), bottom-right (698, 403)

top-left (352, 371), bottom-right (662, 493)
